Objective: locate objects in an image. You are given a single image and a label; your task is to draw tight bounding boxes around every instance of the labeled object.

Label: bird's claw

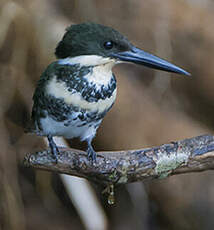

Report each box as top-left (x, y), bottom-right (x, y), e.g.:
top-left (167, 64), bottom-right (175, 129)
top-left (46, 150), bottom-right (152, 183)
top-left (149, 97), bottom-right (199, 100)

top-left (51, 145), bottom-right (59, 163)
top-left (87, 147), bottom-right (97, 164)
top-left (47, 135), bottom-right (59, 163)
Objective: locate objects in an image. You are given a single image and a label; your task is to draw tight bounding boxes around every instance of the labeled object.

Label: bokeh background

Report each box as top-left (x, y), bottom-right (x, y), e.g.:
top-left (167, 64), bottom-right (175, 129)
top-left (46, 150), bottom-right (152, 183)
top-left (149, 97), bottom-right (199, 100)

top-left (1, 0), bottom-right (214, 229)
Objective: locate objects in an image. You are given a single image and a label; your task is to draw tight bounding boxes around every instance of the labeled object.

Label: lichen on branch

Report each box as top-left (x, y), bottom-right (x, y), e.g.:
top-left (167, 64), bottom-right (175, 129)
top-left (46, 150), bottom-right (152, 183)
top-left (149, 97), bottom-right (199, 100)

top-left (23, 134), bottom-right (214, 186)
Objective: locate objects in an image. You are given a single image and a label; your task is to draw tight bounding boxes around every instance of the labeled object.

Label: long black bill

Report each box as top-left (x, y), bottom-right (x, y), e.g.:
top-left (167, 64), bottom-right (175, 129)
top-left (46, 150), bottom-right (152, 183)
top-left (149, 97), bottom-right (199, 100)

top-left (111, 46), bottom-right (190, 76)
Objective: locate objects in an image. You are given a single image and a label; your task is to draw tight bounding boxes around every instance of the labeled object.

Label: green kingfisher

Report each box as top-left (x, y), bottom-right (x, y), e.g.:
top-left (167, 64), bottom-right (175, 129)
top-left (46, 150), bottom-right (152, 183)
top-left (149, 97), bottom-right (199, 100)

top-left (30, 22), bottom-right (190, 162)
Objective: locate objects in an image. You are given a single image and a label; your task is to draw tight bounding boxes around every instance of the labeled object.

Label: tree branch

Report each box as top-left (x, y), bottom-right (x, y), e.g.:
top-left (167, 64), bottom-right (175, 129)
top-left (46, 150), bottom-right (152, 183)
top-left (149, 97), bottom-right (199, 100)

top-left (23, 134), bottom-right (214, 186)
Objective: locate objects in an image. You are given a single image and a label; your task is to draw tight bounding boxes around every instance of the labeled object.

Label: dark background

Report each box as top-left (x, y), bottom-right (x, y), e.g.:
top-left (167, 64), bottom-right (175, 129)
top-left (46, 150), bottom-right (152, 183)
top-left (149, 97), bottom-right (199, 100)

top-left (0, 0), bottom-right (214, 229)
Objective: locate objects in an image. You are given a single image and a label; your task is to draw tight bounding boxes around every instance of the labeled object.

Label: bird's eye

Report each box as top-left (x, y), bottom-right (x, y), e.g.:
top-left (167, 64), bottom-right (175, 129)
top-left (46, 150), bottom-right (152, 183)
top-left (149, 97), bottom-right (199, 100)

top-left (103, 41), bottom-right (113, 50)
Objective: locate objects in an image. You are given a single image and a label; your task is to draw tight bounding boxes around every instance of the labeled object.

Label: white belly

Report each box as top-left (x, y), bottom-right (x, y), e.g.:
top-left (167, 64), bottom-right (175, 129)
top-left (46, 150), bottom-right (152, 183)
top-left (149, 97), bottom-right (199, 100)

top-left (40, 115), bottom-right (101, 141)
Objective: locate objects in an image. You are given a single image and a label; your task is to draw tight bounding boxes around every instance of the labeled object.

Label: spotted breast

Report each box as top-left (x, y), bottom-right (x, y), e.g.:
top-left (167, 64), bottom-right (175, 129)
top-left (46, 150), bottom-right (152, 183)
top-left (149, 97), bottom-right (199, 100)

top-left (31, 61), bottom-right (117, 141)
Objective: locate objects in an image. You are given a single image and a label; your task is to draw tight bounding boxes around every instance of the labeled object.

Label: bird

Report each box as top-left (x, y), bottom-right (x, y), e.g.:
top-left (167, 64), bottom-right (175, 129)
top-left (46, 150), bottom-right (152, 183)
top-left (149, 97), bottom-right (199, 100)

top-left (29, 22), bottom-right (190, 163)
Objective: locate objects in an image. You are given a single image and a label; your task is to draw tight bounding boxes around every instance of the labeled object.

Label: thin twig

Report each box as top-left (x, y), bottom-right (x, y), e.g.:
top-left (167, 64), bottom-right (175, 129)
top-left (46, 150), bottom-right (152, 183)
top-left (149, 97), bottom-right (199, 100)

top-left (23, 134), bottom-right (214, 186)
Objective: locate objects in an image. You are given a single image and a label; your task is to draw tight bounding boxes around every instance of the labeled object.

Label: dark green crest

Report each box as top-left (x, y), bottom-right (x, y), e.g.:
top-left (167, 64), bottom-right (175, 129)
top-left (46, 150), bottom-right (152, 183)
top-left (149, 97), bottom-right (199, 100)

top-left (55, 22), bottom-right (132, 58)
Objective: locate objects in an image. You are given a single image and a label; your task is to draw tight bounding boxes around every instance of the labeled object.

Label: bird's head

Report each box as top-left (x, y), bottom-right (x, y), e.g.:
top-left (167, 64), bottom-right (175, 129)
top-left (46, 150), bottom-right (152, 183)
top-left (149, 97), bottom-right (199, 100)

top-left (55, 22), bottom-right (190, 75)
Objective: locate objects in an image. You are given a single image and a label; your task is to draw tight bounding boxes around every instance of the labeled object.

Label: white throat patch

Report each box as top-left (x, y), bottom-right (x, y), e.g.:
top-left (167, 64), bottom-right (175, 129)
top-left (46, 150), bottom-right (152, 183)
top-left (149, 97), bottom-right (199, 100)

top-left (85, 62), bottom-right (115, 87)
top-left (58, 55), bottom-right (117, 89)
top-left (58, 55), bottom-right (116, 67)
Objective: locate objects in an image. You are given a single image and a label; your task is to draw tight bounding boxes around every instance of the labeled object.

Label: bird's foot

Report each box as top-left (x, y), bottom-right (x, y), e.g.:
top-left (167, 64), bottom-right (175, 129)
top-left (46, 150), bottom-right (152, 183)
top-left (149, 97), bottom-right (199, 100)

top-left (50, 144), bottom-right (59, 163)
top-left (47, 135), bottom-right (59, 163)
top-left (86, 145), bottom-right (97, 164)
